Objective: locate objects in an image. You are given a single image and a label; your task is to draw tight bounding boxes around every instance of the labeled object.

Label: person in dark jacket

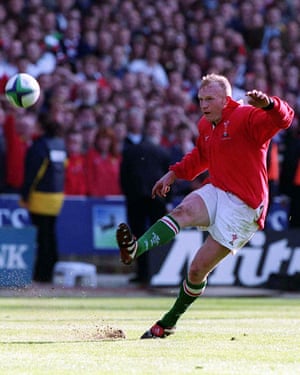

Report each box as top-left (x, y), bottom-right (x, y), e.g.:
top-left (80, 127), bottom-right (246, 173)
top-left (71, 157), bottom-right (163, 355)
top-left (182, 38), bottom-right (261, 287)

top-left (20, 114), bottom-right (67, 283)
top-left (280, 122), bottom-right (300, 227)
top-left (120, 107), bottom-right (171, 284)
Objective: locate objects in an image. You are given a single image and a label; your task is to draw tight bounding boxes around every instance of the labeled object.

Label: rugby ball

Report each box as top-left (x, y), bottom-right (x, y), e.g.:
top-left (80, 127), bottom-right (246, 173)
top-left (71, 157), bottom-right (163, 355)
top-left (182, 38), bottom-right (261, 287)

top-left (5, 73), bottom-right (40, 108)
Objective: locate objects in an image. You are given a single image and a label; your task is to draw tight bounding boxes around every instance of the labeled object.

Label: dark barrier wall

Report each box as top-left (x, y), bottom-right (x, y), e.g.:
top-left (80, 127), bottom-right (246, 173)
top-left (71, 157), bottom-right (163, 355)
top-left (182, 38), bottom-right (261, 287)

top-left (147, 229), bottom-right (300, 288)
top-left (0, 195), bottom-right (299, 288)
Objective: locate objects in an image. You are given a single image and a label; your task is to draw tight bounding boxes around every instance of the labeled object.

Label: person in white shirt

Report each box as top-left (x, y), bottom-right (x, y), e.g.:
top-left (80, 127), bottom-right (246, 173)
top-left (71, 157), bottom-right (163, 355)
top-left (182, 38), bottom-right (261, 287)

top-left (128, 44), bottom-right (169, 88)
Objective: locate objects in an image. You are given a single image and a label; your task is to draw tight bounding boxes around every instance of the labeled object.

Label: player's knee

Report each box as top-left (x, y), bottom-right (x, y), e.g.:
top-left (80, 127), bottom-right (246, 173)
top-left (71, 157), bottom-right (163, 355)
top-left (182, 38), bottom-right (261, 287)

top-left (171, 203), bottom-right (194, 226)
top-left (188, 262), bottom-right (209, 283)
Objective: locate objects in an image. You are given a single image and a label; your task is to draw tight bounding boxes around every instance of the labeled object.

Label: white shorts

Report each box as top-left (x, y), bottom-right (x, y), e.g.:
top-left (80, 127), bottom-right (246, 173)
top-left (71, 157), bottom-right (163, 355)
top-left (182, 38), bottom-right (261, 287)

top-left (194, 184), bottom-right (262, 253)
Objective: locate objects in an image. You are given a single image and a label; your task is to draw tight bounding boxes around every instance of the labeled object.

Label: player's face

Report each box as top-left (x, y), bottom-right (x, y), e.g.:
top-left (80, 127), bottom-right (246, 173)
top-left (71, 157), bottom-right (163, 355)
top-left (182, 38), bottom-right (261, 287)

top-left (198, 83), bottom-right (227, 124)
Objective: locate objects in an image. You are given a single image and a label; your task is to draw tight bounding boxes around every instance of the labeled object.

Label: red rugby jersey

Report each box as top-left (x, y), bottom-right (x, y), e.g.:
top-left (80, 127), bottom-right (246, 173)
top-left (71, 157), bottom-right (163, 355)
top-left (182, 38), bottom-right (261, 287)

top-left (169, 97), bottom-right (294, 228)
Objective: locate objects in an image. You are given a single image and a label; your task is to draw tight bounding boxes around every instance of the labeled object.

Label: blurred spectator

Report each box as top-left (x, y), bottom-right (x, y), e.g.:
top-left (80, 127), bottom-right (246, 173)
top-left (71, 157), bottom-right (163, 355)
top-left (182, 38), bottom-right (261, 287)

top-left (85, 127), bottom-right (121, 197)
top-left (76, 54), bottom-right (104, 81)
top-left (121, 71), bottom-right (138, 93)
top-left (120, 107), bottom-right (170, 284)
top-left (64, 128), bottom-right (87, 195)
top-left (161, 105), bottom-right (196, 147)
top-left (98, 110), bottom-right (116, 129)
top-left (114, 26), bottom-right (132, 59)
top-left (81, 121), bottom-right (97, 153)
top-left (3, 110), bottom-right (38, 193)
top-left (166, 48), bottom-right (187, 75)
top-left (54, 0), bottom-right (77, 32)
top-left (261, 6), bottom-right (285, 55)
top-left (169, 122), bottom-right (195, 200)
top-left (6, 0), bottom-right (24, 19)
top-left (74, 80), bottom-right (98, 107)
top-left (48, 102), bottom-right (75, 135)
top-left (136, 71), bottom-right (153, 97)
top-left (126, 88), bottom-right (146, 109)
top-left (80, 29), bottom-right (98, 56)
top-left (95, 29), bottom-right (114, 59)
top-left (41, 10), bottom-right (62, 54)
top-left (75, 104), bottom-right (97, 128)
top-left (285, 66), bottom-right (299, 94)
top-left (0, 39), bottom-right (23, 78)
top-left (267, 139), bottom-right (280, 207)
top-left (43, 81), bottom-right (73, 118)
top-left (183, 63), bottom-right (202, 103)
top-left (0, 106), bottom-right (6, 192)
top-left (280, 120), bottom-right (300, 227)
top-left (130, 34), bottom-right (146, 61)
top-left (144, 117), bottom-right (164, 146)
top-left (24, 40), bottom-right (57, 78)
top-left (128, 43), bottom-right (169, 87)
top-left (57, 17), bottom-right (90, 70)
top-left (239, 9), bottom-right (265, 51)
top-left (109, 45), bottom-right (129, 79)
top-left (112, 121), bottom-right (127, 154)
top-left (281, 20), bottom-right (300, 54)
top-left (20, 115), bottom-right (67, 283)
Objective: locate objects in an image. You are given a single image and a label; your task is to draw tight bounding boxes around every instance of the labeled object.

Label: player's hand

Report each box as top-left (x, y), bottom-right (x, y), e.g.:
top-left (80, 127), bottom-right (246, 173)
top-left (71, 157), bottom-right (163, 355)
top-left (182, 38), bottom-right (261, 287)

top-left (246, 90), bottom-right (271, 108)
top-left (152, 171), bottom-right (176, 199)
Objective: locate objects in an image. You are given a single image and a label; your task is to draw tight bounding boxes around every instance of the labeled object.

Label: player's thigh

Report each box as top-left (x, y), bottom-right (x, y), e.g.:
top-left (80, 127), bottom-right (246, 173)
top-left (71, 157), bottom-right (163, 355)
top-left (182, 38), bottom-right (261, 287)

top-left (188, 235), bottom-right (230, 282)
top-left (171, 191), bottom-right (210, 228)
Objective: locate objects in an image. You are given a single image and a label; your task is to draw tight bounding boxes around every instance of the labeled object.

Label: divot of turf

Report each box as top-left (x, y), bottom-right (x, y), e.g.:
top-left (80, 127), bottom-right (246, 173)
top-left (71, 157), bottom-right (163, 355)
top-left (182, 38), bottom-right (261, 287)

top-left (94, 325), bottom-right (126, 340)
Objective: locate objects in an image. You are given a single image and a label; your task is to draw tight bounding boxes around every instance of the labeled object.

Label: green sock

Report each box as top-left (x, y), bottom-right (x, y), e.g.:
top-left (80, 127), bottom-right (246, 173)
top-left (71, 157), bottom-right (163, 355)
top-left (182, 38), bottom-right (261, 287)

top-left (159, 278), bottom-right (207, 328)
top-left (136, 215), bottom-right (180, 257)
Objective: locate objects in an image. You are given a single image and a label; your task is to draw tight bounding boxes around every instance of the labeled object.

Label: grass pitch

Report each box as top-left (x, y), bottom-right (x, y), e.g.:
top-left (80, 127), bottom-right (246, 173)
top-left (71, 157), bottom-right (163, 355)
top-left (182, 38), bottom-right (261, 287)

top-left (0, 297), bottom-right (299, 375)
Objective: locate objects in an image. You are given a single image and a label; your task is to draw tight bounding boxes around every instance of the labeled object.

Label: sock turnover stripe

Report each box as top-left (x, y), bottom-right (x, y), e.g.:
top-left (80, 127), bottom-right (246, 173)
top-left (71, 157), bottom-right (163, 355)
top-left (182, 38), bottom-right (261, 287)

top-left (160, 215), bottom-right (180, 235)
top-left (183, 279), bottom-right (206, 297)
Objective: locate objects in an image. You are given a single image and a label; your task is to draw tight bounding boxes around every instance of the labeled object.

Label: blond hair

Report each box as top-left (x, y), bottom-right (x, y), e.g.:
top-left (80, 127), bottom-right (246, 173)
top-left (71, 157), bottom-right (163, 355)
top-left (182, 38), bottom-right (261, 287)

top-left (200, 73), bottom-right (232, 97)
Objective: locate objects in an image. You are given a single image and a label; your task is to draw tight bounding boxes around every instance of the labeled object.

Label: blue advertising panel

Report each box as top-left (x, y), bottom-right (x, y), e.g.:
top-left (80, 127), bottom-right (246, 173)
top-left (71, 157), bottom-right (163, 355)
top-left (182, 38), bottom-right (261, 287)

top-left (0, 194), bottom-right (126, 256)
top-left (0, 226), bottom-right (36, 287)
top-left (57, 196), bottom-right (126, 255)
top-left (92, 200), bottom-right (126, 249)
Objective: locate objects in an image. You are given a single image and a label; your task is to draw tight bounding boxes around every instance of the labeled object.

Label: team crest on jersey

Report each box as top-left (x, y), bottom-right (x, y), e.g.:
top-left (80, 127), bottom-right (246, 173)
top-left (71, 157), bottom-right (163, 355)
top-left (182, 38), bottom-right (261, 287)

top-left (229, 233), bottom-right (238, 246)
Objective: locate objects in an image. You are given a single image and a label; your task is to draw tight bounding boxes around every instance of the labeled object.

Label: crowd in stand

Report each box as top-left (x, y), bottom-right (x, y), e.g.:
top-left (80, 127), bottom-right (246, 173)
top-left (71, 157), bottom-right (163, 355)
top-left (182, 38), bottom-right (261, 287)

top-left (0, 0), bottom-right (299, 226)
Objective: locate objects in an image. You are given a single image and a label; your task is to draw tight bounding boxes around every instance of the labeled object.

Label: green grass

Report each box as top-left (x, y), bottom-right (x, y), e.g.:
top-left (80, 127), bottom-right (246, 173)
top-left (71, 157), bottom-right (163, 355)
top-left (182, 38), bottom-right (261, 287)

top-left (0, 297), bottom-right (299, 374)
